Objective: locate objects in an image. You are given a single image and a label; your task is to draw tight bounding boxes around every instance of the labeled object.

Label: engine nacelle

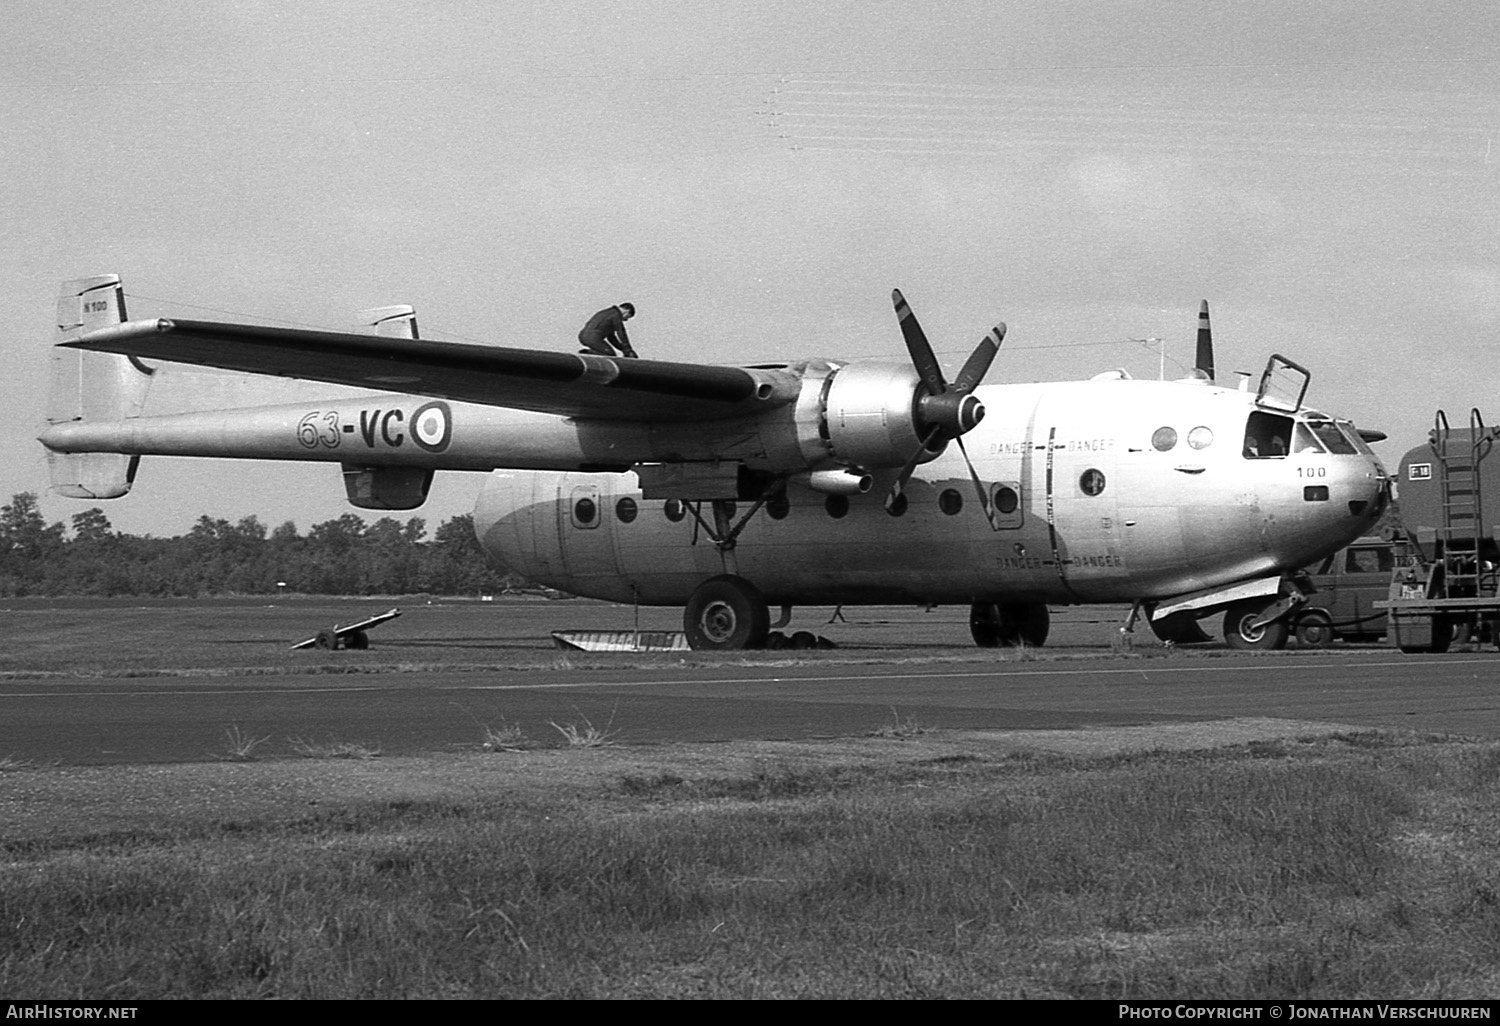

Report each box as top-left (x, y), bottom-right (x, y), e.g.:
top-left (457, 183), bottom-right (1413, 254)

top-left (819, 360), bottom-right (929, 469)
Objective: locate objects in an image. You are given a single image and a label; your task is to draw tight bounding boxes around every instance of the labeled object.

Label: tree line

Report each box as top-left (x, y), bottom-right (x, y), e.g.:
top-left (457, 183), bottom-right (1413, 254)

top-left (0, 492), bottom-right (525, 598)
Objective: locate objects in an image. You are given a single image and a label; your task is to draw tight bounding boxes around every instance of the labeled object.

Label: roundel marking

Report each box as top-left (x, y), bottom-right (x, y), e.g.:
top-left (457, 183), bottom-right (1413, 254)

top-left (411, 401), bottom-right (452, 453)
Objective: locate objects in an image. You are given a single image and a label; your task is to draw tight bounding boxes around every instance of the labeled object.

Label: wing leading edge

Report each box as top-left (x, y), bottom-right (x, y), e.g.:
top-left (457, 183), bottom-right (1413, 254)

top-left (61, 318), bottom-right (799, 422)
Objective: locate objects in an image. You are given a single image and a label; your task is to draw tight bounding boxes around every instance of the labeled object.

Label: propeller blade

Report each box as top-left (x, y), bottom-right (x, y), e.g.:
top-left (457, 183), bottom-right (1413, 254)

top-left (892, 289), bottom-right (948, 396)
top-left (1195, 300), bottom-right (1215, 381)
top-left (885, 424), bottom-right (944, 511)
top-left (955, 435), bottom-right (999, 531)
top-left (952, 324), bottom-right (1005, 395)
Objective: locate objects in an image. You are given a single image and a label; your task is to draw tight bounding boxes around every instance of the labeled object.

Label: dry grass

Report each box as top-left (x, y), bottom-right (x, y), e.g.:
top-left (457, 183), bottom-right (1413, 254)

top-left (216, 725), bottom-right (272, 762)
top-left (286, 735), bottom-right (382, 760)
top-left (549, 707), bottom-right (619, 748)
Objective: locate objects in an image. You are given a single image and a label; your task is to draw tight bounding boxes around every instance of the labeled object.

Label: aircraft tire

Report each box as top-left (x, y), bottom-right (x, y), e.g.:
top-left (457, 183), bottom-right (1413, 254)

top-left (970, 601), bottom-right (1049, 648)
top-left (684, 575), bottom-right (771, 650)
top-left (314, 629), bottom-right (339, 651)
top-left (1222, 599), bottom-right (1290, 651)
top-left (346, 630), bottom-right (370, 650)
top-left (1293, 608), bottom-right (1335, 648)
top-left (1149, 611), bottom-right (1213, 644)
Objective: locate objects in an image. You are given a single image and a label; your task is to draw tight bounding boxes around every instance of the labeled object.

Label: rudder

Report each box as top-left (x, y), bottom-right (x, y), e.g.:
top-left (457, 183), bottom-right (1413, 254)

top-left (45, 275), bottom-right (154, 498)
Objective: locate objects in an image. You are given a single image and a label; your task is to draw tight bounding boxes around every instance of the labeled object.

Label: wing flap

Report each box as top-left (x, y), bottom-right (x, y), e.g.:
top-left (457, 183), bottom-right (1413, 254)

top-left (62, 318), bottom-right (797, 422)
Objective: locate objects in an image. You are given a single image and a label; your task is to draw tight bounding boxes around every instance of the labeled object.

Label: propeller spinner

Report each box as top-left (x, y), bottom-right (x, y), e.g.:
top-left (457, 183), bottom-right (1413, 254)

top-left (886, 289), bottom-right (1005, 528)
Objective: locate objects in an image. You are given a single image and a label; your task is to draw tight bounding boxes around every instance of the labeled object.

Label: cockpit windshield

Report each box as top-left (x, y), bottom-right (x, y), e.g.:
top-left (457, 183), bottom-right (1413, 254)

top-left (1338, 420), bottom-right (1376, 455)
top-left (1305, 418), bottom-right (1358, 454)
top-left (1245, 411), bottom-right (1366, 458)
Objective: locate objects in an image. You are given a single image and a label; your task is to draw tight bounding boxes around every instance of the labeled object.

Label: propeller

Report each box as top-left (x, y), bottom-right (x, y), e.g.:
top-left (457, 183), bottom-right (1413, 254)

top-left (1195, 299), bottom-right (1215, 381)
top-left (885, 289), bottom-right (1005, 528)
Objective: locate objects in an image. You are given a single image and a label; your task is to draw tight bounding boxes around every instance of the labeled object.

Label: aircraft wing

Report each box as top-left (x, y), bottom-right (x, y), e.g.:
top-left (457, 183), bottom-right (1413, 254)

top-left (61, 318), bottom-right (797, 422)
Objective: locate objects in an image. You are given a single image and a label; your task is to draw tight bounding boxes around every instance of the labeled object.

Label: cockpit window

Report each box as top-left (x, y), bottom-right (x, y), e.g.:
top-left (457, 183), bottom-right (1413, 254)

top-left (1340, 421), bottom-right (1375, 455)
top-left (1243, 411), bottom-right (1292, 459)
top-left (1292, 423), bottom-right (1324, 454)
top-left (1307, 418), bottom-right (1358, 454)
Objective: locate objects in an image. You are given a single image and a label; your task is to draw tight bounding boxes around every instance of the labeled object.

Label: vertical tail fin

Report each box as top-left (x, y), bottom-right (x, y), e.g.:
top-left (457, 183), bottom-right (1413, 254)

top-left (358, 304), bottom-right (420, 339)
top-left (45, 275), bottom-right (154, 498)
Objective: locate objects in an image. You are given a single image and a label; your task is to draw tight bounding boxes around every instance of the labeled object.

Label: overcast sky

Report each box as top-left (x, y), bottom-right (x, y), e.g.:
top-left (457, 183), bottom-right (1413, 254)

top-left (4, 1), bottom-right (1498, 537)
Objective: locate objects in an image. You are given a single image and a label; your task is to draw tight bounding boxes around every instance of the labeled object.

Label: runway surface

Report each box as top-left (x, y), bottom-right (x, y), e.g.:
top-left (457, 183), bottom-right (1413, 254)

top-left (5, 650), bottom-right (1500, 765)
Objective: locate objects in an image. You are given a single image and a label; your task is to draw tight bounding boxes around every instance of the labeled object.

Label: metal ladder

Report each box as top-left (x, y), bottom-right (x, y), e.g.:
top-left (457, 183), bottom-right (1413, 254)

top-left (1431, 409), bottom-right (1493, 597)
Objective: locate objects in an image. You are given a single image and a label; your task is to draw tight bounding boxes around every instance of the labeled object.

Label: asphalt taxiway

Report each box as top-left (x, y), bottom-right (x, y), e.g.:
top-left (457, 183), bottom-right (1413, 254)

top-left (4, 650), bottom-right (1499, 765)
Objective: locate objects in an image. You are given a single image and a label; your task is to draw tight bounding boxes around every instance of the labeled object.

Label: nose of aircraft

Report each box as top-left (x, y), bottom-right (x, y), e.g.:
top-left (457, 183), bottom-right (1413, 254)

top-left (1348, 451), bottom-right (1391, 526)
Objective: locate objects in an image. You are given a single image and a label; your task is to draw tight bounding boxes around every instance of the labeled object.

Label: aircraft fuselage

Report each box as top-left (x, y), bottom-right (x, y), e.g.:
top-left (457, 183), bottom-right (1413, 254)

top-left (472, 376), bottom-right (1388, 607)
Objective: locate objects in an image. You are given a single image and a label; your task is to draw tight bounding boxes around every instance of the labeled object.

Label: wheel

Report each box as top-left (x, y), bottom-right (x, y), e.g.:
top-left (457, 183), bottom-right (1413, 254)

top-left (346, 630), bottom-right (370, 650)
top-left (791, 630), bottom-right (818, 650)
top-left (1223, 599), bottom-right (1290, 651)
top-left (1432, 615), bottom-right (1455, 653)
top-left (683, 575), bottom-right (771, 650)
top-left (1294, 608), bottom-right (1335, 648)
top-left (1149, 611), bottom-right (1213, 644)
top-left (314, 629), bottom-right (339, 650)
top-left (970, 601), bottom-right (1050, 648)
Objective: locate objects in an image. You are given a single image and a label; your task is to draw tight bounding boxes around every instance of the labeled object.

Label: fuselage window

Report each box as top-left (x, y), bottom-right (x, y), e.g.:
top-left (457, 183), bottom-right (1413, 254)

top-left (615, 497), bottom-right (638, 524)
top-left (664, 498), bottom-right (686, 523)
top-left (1243, 411), bottom-right (1292, 458)
top-left (1188, 426), bottom-right (1214, 450)
top-left (939, 488), bottom-right (964, 515)
top-left (1080, 469), bottom-right (1106, 496)
top-left (825, 494), bottom-right (849, 519)
top-left (767, 493), bottom-right (791, 520)
top-left (574, 497), bottom-right (597, 525)
top-left (1304, 485), bottom-right (1329, 502)
top-left (994, 485), bottom-right (1019, 514)
top-left (1151, 426), bottom-right (1178, 451)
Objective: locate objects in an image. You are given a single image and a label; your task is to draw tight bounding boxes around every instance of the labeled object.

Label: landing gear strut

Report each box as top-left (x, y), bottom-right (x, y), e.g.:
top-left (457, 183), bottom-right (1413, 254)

top-left (970, 601), bottom-right (1049, 648)
top-left (684, 574), bottom-right (771, 650)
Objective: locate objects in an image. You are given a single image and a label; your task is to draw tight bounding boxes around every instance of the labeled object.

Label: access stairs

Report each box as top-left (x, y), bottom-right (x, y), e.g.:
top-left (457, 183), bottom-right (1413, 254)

top-left (1379, 409), bottom-right (1500, 651)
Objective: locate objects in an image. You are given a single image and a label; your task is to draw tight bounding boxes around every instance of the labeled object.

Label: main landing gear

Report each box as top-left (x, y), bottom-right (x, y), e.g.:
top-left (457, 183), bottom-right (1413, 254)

top-left (969, 601), bottom-right (1050, 648)
top-left (683, 574), bottom-right (771, 650)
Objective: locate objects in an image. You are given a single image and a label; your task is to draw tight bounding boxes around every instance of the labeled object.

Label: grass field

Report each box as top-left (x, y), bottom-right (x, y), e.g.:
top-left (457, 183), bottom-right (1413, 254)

top-left (3, 729), bottom-right (1499, 999)
top-left (6, 598), bottom-right (1493, 999)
